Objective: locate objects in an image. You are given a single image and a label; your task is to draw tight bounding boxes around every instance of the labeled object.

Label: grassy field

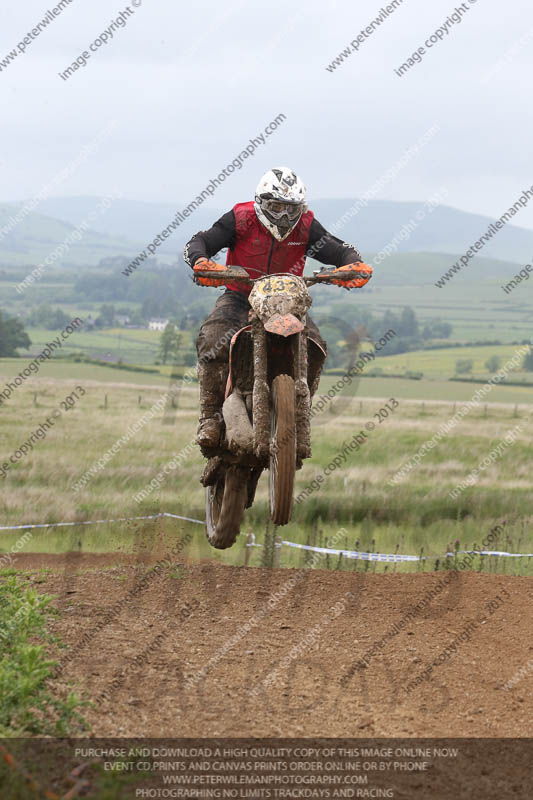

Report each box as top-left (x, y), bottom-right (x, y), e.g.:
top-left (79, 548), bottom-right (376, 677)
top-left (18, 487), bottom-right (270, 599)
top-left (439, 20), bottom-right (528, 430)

top-left (346, 281), bottom-right (533, 342)
top-left (319, 373), bottom-right (533, 404)
top-left (23, 326), bottom-right (170, 363)
top-left (362, 343), bottom-right (531, 379)
top-left (26, 326), bottom-right (161, 347)
top-left (17, 325), bottom-right (197, 365)
top-left (0, 365), bottom-right (531, 575)
top-left (4, 329), bottom-right (533, 404)
top-left (3, 268), bottom-right (533, 350)
top-left (0, 358), bottom-right (171, 386)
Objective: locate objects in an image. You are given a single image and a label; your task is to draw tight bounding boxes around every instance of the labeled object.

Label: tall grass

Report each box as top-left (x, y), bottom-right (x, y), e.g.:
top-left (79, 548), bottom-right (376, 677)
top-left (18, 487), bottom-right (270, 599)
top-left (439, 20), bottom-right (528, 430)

top-left (0, 571), bottom-right (88, 736)
top-left (0, 373), bottom-right (531, 574)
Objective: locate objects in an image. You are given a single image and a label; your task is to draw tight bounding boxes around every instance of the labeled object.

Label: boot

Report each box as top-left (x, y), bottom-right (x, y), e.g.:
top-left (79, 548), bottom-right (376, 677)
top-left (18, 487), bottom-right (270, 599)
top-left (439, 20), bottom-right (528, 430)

top-left (197, 418), bottom-right (222, 449)
top-left (196, 361), bottom-right (228, 451)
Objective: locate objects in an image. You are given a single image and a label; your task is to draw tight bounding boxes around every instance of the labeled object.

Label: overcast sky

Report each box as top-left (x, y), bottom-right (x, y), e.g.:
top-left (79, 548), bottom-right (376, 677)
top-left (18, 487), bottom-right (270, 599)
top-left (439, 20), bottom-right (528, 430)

top-left (2, 0), bottom-right (533, 227)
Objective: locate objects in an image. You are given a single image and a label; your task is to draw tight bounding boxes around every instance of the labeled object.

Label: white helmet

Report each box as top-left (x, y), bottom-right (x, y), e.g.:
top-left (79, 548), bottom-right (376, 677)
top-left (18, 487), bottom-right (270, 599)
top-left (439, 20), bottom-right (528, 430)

top-left (254, 167), bottom-right (307, 241)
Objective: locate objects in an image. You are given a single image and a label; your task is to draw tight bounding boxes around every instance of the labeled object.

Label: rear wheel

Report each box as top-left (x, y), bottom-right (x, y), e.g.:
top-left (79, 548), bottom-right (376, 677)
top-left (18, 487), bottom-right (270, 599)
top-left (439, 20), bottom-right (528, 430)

top-left (205, 467), bottom-right (248, 549)
top-left (269, 374), bottom-right (296, 525)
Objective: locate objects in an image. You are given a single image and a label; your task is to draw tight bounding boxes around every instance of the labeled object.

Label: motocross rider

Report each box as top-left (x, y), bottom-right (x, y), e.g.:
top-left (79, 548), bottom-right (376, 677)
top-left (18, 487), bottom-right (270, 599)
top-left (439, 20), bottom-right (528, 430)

top-left (184, 167), bottom-right (372, 450)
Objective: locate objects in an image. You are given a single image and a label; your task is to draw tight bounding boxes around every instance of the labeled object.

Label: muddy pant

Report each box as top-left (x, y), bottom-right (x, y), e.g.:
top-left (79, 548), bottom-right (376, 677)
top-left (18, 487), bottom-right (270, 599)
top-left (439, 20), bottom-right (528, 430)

top-left (196, 290), bottom-right (327, 420)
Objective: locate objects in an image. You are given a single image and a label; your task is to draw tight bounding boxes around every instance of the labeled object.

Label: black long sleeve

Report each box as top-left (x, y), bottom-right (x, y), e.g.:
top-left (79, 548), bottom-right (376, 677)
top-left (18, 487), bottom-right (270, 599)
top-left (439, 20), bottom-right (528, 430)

top-left (183, 211), bottom-right (362, 268)
top-left (307, 218), bottom-right (362, 267)
top-left (183, 211), bottom-right (236, 267)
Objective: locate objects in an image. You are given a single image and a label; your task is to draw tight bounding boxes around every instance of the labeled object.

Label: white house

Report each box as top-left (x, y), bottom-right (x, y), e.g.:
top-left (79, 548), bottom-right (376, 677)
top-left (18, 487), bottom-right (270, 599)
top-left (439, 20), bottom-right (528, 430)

top-left (148, 318), bottom-right (169, 332)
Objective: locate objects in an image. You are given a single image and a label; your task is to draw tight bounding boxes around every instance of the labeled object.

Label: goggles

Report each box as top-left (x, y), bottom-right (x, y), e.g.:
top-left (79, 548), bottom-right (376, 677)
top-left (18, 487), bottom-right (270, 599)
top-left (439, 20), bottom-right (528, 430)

top-left (262, 198), bottom-right (304, 220)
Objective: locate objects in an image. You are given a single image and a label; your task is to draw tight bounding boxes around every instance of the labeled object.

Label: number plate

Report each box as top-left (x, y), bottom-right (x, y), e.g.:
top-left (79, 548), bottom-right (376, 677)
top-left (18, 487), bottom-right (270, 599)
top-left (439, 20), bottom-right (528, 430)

top-left (255, 276), bottom-right (299, 295)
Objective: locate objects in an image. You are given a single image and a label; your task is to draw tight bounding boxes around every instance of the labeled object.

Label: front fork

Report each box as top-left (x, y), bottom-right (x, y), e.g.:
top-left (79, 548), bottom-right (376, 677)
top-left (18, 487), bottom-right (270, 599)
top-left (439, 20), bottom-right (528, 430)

top-left (295, 318), bottom-right (311, 462)
top-left (252, 320), bottom-right (270, 461)
top-left (251, 319), bottom-right (311, 463)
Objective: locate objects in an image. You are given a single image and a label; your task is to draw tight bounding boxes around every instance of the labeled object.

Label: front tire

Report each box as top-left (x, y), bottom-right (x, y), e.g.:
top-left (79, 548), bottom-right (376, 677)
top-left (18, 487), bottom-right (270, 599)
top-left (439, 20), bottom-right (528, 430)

top-left (206, 467), bottom-right (247, 549)
top-left (269, 374), bottom-right (296, 525)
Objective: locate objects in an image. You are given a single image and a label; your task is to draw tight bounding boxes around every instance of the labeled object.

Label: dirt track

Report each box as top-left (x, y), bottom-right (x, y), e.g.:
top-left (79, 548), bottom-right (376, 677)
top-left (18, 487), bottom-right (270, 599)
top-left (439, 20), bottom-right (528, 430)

top-left (16, 552), bottom-right (533, 738)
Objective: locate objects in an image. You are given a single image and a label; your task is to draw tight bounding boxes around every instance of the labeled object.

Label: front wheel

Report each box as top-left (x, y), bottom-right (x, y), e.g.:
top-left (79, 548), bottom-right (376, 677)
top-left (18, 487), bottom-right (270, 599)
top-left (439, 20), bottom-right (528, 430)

top-left (269, 374), bottom-right (296, 525)
top-left (206, 467), bottom-right (248, 550)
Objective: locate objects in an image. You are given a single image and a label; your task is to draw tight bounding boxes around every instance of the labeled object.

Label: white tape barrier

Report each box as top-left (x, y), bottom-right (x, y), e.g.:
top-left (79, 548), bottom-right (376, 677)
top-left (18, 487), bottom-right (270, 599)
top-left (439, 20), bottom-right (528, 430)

top-left (447, 549), bottom-right (533, 558)
top-left (0, 512), bottom-right (204, 532)
top-left (0, 512), bottom-right (419, 561)
top-left (0, 512), bottom-right (531, 561)
top-left (281, 539), bottom-right (420, 563)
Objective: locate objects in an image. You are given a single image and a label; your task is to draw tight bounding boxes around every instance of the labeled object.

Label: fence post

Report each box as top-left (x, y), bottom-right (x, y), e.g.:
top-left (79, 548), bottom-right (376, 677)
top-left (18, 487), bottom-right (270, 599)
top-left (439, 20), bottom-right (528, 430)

top-left (274, 535), bottom-right (282, 568)
top-left (104, 394), bottom-right (108, 409)
top-left (244, 533), bottom-right (252, 567)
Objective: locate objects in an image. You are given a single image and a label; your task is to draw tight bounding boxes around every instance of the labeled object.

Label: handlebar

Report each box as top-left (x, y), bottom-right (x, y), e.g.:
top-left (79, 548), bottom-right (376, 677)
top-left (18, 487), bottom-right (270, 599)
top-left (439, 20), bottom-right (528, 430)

top-left (307, 269), bottom-right (367, 286)
top-left (193, 267), bottom-right (368, 287)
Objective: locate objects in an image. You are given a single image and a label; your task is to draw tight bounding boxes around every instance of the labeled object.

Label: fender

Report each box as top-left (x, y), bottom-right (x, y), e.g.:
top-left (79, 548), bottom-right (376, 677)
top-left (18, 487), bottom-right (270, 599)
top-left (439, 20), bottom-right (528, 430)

top-left (226, 325), bottom-right (252, 397)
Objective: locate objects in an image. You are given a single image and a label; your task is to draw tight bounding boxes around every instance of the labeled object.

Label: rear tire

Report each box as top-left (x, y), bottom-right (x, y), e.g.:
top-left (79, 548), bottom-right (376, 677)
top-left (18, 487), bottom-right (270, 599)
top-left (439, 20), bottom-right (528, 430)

top-left (206, 467), bottom-right (248, 550)
top-left (269, 374), bottom-right (296, 525)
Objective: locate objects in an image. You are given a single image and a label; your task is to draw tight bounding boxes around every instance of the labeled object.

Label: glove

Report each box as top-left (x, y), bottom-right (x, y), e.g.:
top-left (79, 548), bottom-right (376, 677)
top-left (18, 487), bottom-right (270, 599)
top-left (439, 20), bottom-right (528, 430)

top-left (193, 258), bottom-right (228, 287)
top-left (329, 262), bottom-right (373, 290)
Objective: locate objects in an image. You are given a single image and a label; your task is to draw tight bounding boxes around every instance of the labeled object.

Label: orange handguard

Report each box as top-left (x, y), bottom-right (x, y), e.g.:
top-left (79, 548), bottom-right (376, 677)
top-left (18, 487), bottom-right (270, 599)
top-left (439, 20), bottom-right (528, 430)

top-left (330, 262), bottom-right (373, 289)
top-left (193, 258), bottom-right (228, 287)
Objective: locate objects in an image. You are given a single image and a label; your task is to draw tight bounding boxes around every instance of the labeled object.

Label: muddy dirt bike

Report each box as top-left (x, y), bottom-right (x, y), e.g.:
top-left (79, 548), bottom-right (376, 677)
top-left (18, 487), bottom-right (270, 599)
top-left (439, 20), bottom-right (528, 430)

top-left (194, 266), bottom-right (367, 549)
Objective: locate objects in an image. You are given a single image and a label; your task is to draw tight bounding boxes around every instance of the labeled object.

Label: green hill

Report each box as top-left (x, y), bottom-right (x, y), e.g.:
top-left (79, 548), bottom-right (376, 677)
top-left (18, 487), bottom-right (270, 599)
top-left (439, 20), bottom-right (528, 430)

top-left (0, 203), bottom-right (143, 267)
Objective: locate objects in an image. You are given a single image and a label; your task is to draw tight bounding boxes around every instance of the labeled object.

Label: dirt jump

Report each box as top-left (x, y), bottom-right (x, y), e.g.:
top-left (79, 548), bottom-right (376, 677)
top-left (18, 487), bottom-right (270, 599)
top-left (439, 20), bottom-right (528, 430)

top-left (15, 550), bottom-right (532, 739)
